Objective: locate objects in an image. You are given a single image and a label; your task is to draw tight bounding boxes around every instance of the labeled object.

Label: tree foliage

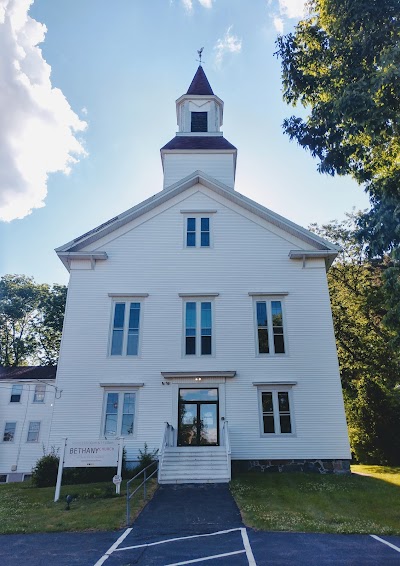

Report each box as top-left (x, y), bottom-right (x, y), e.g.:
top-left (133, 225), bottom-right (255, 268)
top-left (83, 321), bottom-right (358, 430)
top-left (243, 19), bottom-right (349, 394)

top-left (0, 275), bottom-right (67, 366)
top-left (311, 214), bottom-right (400, 464)
top-left (276, 0), bottom-right (400, 346)
top-left (276, 0), bottom-right (400, 198)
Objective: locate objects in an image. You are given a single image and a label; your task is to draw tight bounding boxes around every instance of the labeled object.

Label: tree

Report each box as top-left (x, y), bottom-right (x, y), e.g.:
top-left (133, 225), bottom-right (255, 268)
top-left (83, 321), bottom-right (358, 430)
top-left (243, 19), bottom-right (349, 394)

top-left (276, 0), bottom-right (400, 340)
top-left (0, 275), bottom-right (67, 366)
top-left (311, 213), bottom-right (400, 464)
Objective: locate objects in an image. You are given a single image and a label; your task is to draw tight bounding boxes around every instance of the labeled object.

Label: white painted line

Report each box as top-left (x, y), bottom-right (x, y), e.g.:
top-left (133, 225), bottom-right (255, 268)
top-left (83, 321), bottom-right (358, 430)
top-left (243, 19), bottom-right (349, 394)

top-left (370, 534), bottom-right (400, 553)
top-left (241, 528), bottom-right (257, 566)
top-left (164, 549), bottom-right (246, 566)
top-left (116, 527), bottom-right (242, 552)
top-left (93, 527), bottom-right (133, 566)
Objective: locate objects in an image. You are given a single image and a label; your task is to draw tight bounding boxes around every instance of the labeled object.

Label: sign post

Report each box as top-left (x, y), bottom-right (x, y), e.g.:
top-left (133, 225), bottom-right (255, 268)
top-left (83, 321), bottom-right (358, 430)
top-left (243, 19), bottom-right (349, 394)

top-left (116, 439), bottom-right (124, 495)
top-left (54, 439), bottom-right (120, 502)
top-left (54, 438), bottom-right (67, 503)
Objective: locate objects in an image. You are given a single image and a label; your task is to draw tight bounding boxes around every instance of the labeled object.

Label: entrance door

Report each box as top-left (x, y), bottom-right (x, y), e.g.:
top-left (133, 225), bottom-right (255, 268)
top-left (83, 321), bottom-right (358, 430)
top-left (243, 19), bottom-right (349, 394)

top-left (178, 388), bottom-right (219, 446)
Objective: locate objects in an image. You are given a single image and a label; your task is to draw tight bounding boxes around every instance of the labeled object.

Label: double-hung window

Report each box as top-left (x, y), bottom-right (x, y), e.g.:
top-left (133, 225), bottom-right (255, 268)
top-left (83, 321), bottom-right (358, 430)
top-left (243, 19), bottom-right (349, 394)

top-left (258, 387), bottom-right (294, 435)
top-left (27, 421), bottom-right (40, 442)
top-left (253, 297), bottom-right (286, 355)
top-left (186, 217), bottom-right (210, 248)
top-left (33, 384), bottom-right (45, 403)
top-left (103, 391), bottom-right (136, 438)
top-left (10, 384), bottom-right (22, 403)
top-left (3, 422), bottom-right (16, 442)
top-left (182, 298), bottom-right (215, 356)
top-left (110, 301), bottom-right (142, 356)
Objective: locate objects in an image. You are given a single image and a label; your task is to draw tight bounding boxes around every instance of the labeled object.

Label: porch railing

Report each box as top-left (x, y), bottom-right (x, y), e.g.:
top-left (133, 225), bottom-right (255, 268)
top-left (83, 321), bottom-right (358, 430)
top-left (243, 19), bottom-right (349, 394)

top-left (223, 419), bottom-right (232, 481)
top-left (126, 461), bottom-right (158, 526)
top-left (157, 422), bottom-right (174, 482)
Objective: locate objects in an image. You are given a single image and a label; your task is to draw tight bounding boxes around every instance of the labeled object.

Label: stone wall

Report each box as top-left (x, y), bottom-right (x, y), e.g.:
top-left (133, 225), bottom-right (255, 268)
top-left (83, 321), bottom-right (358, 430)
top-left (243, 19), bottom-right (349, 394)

top-left (232, 459), bottom-right (351, 475)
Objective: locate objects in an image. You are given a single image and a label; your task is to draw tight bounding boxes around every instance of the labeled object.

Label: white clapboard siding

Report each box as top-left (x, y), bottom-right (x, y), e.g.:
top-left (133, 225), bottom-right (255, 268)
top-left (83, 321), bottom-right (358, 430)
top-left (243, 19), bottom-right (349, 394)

top-left (163, 154), bottom-right (235, 189)
top-left (50, 185), bottom-right (350, 464)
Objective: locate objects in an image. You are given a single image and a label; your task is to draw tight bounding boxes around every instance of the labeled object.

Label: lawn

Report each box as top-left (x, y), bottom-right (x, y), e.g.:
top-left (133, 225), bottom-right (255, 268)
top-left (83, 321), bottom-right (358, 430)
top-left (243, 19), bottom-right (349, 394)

top-left (0, 479), bottom-right (157, 534)
top-left (231, 466), bottom-right (400, 535)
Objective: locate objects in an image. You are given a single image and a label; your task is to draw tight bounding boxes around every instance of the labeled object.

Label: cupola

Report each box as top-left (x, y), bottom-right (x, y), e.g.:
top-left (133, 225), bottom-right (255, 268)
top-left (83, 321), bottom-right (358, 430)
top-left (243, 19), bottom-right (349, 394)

top-left (161, 65), bottom-right (237, 190)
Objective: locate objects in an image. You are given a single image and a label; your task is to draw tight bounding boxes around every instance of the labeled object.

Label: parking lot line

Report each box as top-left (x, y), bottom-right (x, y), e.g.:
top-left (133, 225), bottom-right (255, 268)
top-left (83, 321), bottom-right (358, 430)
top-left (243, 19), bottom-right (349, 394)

top-left (93, 528), bottom-right (132, 566)
top-left (240, 528), bottom-right (257, 565)
top-left (115, 527), bottom-right (242, 552)
top-left (370, 534), bottom-right (400, 553)
top-left (164, 549), bottom-right (246, 565)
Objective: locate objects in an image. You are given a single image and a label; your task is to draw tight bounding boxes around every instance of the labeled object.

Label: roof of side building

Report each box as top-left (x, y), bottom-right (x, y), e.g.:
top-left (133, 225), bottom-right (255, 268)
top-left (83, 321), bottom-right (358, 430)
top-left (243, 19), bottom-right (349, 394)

top-left (0, 366), bottom-right (57, 381)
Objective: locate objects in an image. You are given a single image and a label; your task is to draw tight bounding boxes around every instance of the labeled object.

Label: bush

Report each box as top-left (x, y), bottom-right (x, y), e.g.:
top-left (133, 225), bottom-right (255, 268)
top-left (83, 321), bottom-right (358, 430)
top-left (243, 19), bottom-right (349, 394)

top-left (31, 447), bottom-right (59, 487)
top-left (133, 443), bottom-right (158, 474)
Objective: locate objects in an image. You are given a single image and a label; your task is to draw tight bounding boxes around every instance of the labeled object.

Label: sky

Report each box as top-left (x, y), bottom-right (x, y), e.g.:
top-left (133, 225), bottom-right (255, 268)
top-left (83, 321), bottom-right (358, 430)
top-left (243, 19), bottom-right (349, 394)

top-left (0, 0), bottom-right (370, 285)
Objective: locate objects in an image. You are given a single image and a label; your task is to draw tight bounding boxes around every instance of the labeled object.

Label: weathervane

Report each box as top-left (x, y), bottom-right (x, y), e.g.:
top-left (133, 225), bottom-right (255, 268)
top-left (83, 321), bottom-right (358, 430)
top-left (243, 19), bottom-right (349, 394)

top-left (196, 47), bottom-right (204, 65)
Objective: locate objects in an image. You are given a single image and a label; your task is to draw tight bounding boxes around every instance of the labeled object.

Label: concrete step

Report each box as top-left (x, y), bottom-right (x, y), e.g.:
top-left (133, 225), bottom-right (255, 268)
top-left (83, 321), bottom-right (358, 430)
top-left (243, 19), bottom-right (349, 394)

top-left (159, 478), bottom-right (230, 484)
top-left (159, 446), bottom-right (230, 484)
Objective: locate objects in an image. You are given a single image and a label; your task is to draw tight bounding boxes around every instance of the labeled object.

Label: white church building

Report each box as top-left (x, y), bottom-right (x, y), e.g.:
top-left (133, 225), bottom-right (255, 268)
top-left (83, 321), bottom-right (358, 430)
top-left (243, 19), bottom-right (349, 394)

top-left (50, 66), bottom-right (351, 482)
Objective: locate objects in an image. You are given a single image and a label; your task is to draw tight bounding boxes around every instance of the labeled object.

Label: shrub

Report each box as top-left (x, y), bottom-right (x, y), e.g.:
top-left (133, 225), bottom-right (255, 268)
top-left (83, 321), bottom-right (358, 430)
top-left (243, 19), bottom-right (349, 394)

top-left (31, 447), bottom-right (59, 487)
top-left (134, 443), bottom-right (158, 474)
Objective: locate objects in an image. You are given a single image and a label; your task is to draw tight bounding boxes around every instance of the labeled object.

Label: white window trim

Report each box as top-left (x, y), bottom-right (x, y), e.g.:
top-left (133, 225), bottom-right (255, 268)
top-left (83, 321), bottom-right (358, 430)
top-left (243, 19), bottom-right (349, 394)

top-left (26, 421), bottom-right (41, 443)
top-left (10, 384), bottom-right (23, 403)
top-left (256, 385), bottom-right (296, 437)
top-left (33, 384), bottom-right (46, 404)
top-left (101, 387), bottom-right (139, 440)
top-left (182, 297), bottom-right (216, 358)
top-left (108, 297), bottom-right (146, 358)
top-left (3, 422), bottom-right (17, 443)
top-left (252, 296), bottom-right (288, 357)
top-left (183, 213), bottom-right (214, 249)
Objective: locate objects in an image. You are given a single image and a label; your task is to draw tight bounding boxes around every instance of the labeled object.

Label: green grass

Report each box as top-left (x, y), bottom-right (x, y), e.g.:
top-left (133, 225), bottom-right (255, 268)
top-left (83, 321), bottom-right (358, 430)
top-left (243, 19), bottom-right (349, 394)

top-left (0, 479), bottom-right (157, 534)
top-left (231, 467), bottom-right (400, 535)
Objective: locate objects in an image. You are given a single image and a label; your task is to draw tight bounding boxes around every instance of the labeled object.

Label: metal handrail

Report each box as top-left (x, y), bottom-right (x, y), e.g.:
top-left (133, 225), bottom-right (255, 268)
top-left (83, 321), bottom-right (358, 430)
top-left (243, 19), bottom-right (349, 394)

top-left (126, 460), bottom-right (158, 526)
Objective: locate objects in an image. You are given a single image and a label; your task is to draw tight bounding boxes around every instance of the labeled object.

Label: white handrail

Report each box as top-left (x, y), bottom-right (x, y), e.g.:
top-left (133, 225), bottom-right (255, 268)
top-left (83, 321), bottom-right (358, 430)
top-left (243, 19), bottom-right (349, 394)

top-left (158, 422), bottom-right (173, 482)
top-left (223, 420), bottom-right (232, 481)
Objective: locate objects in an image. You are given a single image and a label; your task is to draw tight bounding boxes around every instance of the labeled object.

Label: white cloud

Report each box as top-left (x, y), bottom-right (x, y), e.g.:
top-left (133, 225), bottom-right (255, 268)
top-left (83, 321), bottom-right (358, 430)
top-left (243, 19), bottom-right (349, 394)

top-left (181, 0), bottom-right (192, 11)
top-left (273, 16), bottom-right (284, 34)
top-left (181, 0), bottom-right (213, 12)
top-left (214, 26), bottom-right (242, 68)
top-left (198, 0), bottom-right (213, 7)
top-left (0, 0), bottom-right (87, 222)
top-left (270, 0), bottom-right (307, 34)
top-left (278, 0), bottom-right (306, 19)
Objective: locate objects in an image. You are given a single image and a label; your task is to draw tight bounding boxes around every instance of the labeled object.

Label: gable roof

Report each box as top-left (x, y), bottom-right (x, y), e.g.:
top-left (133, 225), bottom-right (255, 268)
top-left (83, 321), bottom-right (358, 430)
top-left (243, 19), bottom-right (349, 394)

top-left (0, 366), bottom-right (57, 381)
top-left (56, 171), bottom-right (340, 268)
top-left (186, 66), bottom-right (214, 95)
top-left (161, 136), bottom-right (236, 151)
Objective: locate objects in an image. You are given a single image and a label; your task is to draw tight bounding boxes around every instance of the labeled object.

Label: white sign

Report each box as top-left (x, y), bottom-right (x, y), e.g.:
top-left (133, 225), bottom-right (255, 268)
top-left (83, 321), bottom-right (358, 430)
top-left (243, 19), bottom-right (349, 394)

top-left (63, 440), bottom-right (118, 468)
top-left (113, 474), bottom-right (122, 485)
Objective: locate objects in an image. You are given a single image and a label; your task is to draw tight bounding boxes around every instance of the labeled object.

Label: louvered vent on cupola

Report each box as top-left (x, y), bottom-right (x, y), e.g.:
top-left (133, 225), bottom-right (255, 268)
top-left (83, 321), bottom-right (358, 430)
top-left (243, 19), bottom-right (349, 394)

top-left (191, 111), bottom-right (208, 132)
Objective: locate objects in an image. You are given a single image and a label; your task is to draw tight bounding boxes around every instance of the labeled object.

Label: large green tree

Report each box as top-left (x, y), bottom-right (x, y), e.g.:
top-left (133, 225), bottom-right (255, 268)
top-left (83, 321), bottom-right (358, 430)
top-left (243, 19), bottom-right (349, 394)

top-left (311, 214), bottom-right (400, 464)
top-left (0, 275), bottom-right (67, 366)
top-left (276, 0), bottom-right (400, 341)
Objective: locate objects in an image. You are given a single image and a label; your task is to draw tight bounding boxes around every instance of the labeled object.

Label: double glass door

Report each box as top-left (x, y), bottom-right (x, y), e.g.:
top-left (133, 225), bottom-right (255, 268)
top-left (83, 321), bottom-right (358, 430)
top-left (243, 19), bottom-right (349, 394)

top-left (178, 388), bottom-right (219, 446)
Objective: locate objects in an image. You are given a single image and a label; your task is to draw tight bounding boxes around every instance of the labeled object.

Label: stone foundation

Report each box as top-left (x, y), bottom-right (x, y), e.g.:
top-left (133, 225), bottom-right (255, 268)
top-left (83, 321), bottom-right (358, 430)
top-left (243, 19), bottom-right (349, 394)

top-left (232, 459), bottom-right (351, 475)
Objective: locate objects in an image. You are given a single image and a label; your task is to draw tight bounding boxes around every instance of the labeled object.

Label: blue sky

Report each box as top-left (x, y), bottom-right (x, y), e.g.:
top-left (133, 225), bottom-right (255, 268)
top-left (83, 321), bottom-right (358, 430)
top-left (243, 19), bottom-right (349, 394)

top-left (0, 0), bottom-right (369, 285)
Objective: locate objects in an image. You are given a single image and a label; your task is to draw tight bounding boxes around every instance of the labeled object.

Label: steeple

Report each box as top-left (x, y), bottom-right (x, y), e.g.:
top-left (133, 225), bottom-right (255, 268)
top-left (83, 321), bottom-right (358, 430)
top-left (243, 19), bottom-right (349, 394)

top-left (186, 66), bottom-right (214, 95)
top-left (160, 66), bottom-right (237, 190)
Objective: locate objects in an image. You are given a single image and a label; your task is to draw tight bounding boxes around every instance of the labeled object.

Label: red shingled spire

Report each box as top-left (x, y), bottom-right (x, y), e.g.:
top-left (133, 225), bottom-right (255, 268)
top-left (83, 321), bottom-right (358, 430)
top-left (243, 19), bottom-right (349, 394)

top-left (186, 66), bottom-right (214, 95)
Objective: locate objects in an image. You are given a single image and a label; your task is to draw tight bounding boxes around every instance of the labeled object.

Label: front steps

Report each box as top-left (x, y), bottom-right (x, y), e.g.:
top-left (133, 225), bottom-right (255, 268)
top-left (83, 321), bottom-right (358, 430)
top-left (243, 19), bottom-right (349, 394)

top-left (158, 446), bottom-right (231, 484)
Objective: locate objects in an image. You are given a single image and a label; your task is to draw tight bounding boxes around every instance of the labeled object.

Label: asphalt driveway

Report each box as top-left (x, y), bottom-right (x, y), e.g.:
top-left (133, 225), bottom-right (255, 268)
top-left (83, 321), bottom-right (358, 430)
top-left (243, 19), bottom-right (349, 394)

top-left (1, 484), bottom-right (400, 565)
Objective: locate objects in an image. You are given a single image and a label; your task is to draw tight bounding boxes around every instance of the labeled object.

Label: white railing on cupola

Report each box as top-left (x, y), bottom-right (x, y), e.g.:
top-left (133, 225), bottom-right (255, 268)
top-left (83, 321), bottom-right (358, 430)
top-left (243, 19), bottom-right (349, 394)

top-left (158, 422), bottom-right (174, 482)
top-left (222, 419), bottom-right (232, 481)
